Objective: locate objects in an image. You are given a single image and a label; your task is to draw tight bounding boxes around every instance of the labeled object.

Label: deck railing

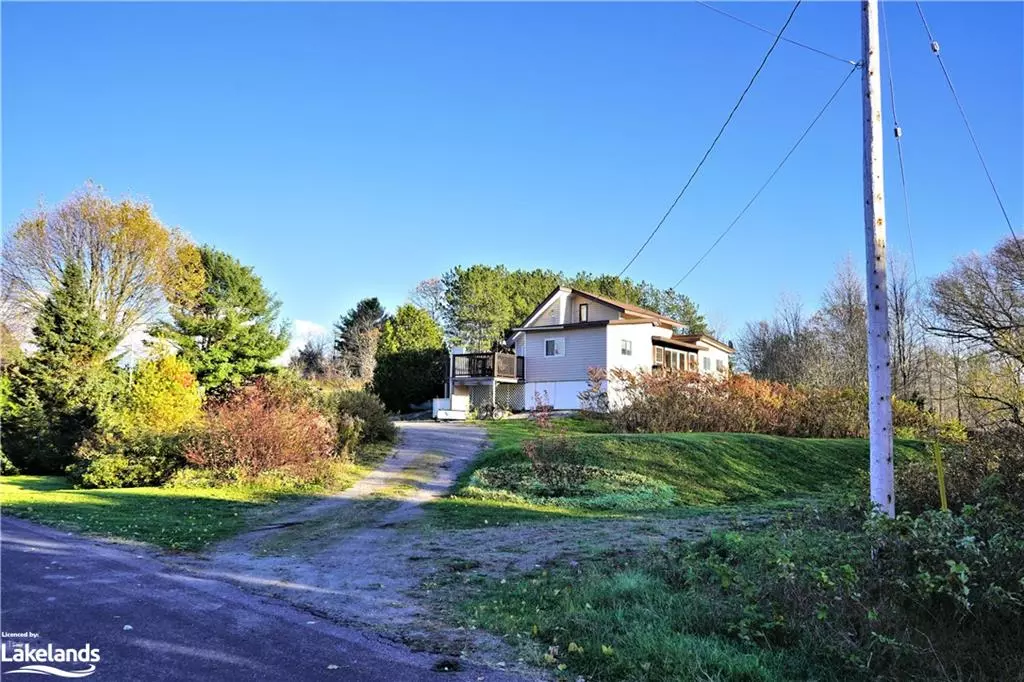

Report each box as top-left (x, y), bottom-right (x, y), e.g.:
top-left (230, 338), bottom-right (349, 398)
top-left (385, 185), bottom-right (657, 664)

top-left (452, 352), bottom-right (524, 380)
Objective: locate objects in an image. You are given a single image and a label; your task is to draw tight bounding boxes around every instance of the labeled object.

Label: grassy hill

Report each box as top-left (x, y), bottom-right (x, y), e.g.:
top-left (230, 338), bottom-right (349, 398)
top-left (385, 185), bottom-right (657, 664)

top-left (429, 418), bottom-right (924, 526)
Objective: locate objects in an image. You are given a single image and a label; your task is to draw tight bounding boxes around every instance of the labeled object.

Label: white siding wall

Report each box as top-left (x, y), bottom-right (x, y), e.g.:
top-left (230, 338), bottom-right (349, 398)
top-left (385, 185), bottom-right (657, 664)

top-left (605, 323), bottom-right (657, 375)
top-left (697, 345), bottom-right (732, 377)
top-left (524, 382), bottom-right (591, 410)
top-left (521, 326), bottom-right (607, 383)
top-left (605, 323), bottom-right (669, 409)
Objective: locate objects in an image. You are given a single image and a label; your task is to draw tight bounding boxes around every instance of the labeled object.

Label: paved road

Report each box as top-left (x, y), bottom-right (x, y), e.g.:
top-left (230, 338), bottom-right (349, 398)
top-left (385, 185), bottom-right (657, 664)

top-left (0, 517), bottom-right (521, 681)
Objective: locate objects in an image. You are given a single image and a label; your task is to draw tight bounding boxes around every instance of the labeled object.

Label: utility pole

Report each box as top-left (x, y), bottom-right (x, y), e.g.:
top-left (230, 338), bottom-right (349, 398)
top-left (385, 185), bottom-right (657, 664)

top-left (862, 0), bottom-right (895, 517)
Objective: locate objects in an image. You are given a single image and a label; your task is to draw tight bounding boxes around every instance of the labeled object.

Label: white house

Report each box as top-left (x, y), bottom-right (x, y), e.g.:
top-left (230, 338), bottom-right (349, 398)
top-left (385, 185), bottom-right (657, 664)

top-left (433, 286), bottom-right (734, 418)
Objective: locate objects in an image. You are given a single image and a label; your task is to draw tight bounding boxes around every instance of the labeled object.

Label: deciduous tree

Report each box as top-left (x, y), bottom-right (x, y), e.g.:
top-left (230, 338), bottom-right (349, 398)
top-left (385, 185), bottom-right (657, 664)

top-left (809, 257), bottom-right (868, 389)
top-left (889, 257), bottom-right (925, 402)
top-left (929, 236), bottom-right (1023, 427)
top-left (1, 183), bottom-right (204, 341)
top-left (409, 278), bottom-right (447, 327)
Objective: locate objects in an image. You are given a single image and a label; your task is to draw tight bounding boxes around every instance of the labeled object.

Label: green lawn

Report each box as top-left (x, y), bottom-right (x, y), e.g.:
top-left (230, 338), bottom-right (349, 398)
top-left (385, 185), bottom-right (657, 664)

top-left (1, 476), bottom-right (287, 550)
top-left (445, 419), bottom-right (936, 681)
top-left (427, 418), bottom-right (924, 527)
top-left (0, 448), bottom-right (389, 551)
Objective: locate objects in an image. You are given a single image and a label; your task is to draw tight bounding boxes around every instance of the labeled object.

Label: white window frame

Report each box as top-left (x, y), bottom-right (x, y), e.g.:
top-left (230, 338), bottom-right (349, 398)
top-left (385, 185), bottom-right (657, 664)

top-left (716, 358), bottom-right (726, 372)
top-left (544, 337), bottom-right (565, 358)
top-left (578, 303), bottom-right (589, 323)
top-left (621, 339), bottom-right (632, 356)
top-left (702, 356), bottom-right (711, 371)
top-left (654, 346), bottom-right (664, 365)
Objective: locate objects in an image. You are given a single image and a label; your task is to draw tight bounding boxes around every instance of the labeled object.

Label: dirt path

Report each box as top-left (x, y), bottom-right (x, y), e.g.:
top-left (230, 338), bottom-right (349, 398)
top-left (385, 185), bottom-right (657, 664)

top-left (214, 422), bottom-right (488, 553)
top-left (172, 422), bottom-right (540, 673)
top-left (169, 422), bottom-right (745, 678)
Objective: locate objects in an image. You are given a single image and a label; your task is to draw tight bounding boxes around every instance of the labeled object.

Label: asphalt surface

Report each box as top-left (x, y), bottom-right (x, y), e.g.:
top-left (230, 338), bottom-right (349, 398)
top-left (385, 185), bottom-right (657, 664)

top-left (0, 517), bottom-right (523, 681)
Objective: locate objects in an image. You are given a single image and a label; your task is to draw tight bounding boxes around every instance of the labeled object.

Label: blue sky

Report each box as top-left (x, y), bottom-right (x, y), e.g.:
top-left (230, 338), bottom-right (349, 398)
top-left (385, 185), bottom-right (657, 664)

top-left (3, 2), bottom-right (1021, 345)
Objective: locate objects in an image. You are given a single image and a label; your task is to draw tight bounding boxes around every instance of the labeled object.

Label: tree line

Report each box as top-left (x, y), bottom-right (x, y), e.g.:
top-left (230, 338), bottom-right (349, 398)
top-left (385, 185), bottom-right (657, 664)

top-left (737, 238), bottom-right (1023, 432)
top-left (0, 185), bottom-right (718, 477)
top-left (291, 265), bottom-right (712, 411)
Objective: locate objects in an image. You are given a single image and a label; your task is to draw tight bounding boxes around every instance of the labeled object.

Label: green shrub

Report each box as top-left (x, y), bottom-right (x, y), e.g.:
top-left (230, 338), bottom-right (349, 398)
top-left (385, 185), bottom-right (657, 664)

top-left (67, 433), bottom-right (186, 488)
top-left (336, 413), bottom-right (363, 456)
top-left (334, 390), bottom-right (396, 443)
top-left (1, 450), bottom-right (20, 476)
top-left (666, 498), bottom-right (1024, 681)
top-left (892, 398), bottom-right (967, 442)
top-left (897, 429), bottom-right (1024, 513)
top-left (165, 466), bottom-right (220, 488)
top-left (3, 362), bottom-right (124, 474)
top-left (166, 458), bottom-right (360, 494)
top-left (477, 497), bottom-right (1024, 681)
top-left (467, 463), bottom-right (675, 511)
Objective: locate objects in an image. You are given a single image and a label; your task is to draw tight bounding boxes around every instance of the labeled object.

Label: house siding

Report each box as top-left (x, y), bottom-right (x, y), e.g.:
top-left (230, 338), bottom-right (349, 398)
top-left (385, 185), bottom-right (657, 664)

top-left (566, 294), bottom-right (619, 324)
top-left (697, 345), bottom-right (732, 377)
top-left (606, 323), bottom-right (658, 375)
top-left (521, 326), bottom-right (607, 383)
top-left (605, 323), bottom-right (657, 409)
top-left (526, 291), bottom-right (621, 327)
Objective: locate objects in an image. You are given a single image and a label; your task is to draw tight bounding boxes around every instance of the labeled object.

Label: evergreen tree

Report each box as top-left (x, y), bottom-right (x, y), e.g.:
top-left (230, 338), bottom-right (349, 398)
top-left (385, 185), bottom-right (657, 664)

top-left (442, 265), bottom-right (514, 350)
top-left (6, 262), bottom-right (120, 472)
top-left (377, 305), bottom-right (444, 354)
top-left (290, 337), bottom-right (330, 379)
top-left (154, 246), bottom-right (289, 393)
top-left (640, 285), bottom-right (709, 335)
top-left (373, 305), bottom-right (446, 411)
top-left (333, 298), bottom-right (385, 380)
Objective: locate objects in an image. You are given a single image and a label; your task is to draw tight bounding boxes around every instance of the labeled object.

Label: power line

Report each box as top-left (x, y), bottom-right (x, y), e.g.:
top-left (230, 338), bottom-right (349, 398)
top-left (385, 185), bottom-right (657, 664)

top-left (672, 63), bottom-right (859, 288)
top-left (617, 0), bottom-right (804, 278)
top-left (913, 0), bottom-right (1024, 259)
top-left (881, 2), bottom-right (935, 413)
top-left (880, 2), bottom-right (920, 286)
top-left (695, 1), bottom-right (857, 66)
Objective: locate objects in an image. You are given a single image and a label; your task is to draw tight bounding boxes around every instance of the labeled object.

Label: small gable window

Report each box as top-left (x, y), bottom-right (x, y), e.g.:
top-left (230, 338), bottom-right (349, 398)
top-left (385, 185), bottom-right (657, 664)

top-left (544, 338), bottom-right (565, 357)
top-left (621, 339), bottom-right (632, 356)
top-left (703, 356), bottom-right (711, 371)
top-left (579, 303), bottom-right (589, 323)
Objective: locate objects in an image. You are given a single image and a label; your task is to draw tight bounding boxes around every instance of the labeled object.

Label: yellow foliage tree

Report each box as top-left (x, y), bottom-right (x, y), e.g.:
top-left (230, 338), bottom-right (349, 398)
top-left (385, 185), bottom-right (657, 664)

top-left (1, 183), bottom-right (205, 342)
top-left (119, 354), bottom-right (203, 435)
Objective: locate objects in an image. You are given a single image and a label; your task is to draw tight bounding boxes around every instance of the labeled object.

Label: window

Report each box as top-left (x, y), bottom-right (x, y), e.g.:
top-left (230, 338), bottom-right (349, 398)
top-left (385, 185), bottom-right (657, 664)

top-left (621, 339), bottom-right (632, 356)
top-left (716, 359), bottom-right (726, 372)
top-left (654, 347), bottom-right (664, 364)
top-left (702, 356), bottom-right (711, 371)
top-left (579, 303), bottom-right (589, 322)
top-left (544, 337), bottom-right (565, 357)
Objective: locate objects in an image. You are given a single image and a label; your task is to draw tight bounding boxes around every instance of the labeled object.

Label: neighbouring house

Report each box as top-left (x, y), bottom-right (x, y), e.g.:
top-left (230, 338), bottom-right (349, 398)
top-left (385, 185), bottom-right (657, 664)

top-left (432, 286), bottom-right (734, 418)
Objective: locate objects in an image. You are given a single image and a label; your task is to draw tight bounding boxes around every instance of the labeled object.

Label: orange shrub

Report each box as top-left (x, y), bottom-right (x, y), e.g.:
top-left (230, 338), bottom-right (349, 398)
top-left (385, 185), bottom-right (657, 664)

top-left (184, 378), bottom-right (337, 476)
top-left (607, 369), bottom-right (871, 438)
